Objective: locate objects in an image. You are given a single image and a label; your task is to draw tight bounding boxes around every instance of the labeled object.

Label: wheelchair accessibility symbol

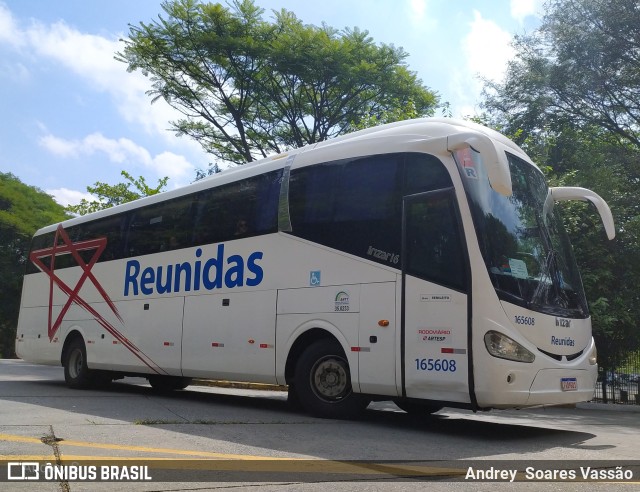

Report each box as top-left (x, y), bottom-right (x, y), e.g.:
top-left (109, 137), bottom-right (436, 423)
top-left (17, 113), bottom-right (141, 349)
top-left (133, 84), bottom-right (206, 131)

top-left (310, 271), bottom-right (321, 287)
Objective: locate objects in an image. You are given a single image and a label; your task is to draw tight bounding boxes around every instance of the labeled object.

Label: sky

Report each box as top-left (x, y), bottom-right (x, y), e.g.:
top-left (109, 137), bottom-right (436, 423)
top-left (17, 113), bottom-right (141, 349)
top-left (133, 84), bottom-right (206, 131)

top-left (0, 0), bottom-right (544, 207)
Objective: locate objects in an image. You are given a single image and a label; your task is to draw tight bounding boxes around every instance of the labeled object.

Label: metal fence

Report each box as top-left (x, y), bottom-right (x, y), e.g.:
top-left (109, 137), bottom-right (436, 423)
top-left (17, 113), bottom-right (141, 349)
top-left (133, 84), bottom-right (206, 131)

top-left (592, 354), bottom-right (640, 405)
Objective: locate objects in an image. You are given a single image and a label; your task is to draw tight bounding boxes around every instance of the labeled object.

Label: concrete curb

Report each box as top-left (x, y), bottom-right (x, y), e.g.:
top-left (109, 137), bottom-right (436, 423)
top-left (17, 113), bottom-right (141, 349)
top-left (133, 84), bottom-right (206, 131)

top-left (577, 401), bottom-right (640, 413)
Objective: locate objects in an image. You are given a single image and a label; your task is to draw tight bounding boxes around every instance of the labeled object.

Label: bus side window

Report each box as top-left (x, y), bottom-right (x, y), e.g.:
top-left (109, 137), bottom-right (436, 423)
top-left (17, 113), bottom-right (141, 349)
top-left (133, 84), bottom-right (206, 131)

top-left (254, 170), bottom-right (283, 233)
top-left (125, 194), bottom-right (194, 256)
top-left (289, 155), bottom-right (402, 264)
top-left (82, 214), bottom-right (128, 261)
top-left (404, 153), bottom-right (453, 194)
top-left (191, 169), bottom-right (282, 247)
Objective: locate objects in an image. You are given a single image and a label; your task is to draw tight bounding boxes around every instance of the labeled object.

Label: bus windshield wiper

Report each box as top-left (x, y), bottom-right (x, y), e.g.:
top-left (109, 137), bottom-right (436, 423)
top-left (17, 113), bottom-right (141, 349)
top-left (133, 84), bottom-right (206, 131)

top-left (532, 247), bottom-right (555, 289)
top-left (531, 248), bottom-right (569, 308)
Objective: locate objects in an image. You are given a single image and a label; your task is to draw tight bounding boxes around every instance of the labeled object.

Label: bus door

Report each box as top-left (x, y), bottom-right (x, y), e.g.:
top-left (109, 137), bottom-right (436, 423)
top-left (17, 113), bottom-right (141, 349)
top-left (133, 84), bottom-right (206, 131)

top-left (401, 189), bottom-right (471, 404)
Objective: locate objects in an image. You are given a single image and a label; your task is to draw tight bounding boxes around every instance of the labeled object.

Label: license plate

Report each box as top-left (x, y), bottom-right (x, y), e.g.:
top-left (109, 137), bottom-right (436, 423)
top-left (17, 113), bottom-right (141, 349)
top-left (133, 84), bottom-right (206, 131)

top-left (561, 377), bottom-right (578, 391)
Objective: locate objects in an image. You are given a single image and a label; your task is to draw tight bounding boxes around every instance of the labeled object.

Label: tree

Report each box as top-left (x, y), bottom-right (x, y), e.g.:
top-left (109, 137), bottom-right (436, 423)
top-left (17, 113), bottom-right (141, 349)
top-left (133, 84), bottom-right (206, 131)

top-left (66, 171), bottom-right (168, 216)
top-left (117, 0), bottom-right (438, 165)
top-left (478, 0), bottom-right (640, 378)
top-left (194, 162), bottom-right (221, 182)
top-left (544, 128), bottom-right (640, 377)
top-left (0, 173), bottom-right (69, 357)
top-left (482, 0), bottom-right (640, 147)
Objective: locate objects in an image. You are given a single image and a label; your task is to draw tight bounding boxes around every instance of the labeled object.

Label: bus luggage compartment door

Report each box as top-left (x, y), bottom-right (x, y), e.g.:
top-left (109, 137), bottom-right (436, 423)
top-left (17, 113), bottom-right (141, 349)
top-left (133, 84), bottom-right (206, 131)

top-left (181, 290), bottom-right (277, 383)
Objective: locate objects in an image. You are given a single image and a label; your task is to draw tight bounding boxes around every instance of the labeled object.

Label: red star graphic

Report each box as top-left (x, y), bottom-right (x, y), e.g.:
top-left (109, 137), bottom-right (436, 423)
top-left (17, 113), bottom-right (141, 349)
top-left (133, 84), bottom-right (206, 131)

top-left (30, 224), bottom-right (120, 341)
top-left (29, 224), bottom-right (166, 374)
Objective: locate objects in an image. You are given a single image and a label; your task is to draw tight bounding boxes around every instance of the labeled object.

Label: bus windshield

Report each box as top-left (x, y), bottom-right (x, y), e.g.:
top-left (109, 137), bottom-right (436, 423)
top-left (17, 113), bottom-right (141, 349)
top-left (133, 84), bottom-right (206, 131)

top-left (455, 148), bottom-right (588, 318)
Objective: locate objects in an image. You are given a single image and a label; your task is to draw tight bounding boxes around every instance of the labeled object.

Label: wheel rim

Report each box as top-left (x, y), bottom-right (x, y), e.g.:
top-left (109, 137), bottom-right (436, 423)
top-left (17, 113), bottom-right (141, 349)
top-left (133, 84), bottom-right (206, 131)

top-left (68, 349), bottom-right (82, 379)
top-left (310, 355), bottom-right (350, 402)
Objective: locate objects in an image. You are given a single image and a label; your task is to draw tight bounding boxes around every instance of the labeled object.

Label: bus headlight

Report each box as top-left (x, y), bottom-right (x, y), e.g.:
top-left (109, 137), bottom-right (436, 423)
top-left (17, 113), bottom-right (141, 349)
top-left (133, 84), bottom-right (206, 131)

top-left (484, 331), bottom-right (535, 363)
top-left (589, 344), bottom-right (597, 365)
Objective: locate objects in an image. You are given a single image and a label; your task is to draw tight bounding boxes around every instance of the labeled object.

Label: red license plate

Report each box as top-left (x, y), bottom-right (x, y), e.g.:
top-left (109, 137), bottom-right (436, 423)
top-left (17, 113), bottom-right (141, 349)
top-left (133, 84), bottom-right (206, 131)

top-left (561, 377), bottom-right (578, 391)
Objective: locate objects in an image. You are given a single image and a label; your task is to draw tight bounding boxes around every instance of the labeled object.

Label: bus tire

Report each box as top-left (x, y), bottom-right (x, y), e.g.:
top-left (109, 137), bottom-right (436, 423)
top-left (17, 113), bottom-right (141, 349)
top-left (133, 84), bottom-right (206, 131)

top-left (148, 375), bottom-right (192, 392)
top-left (293, 339), bottom-right (368, 419)
top-left (393, 399), bottom-right (442, 415)
top-left (63, 338), bottom-right (94, 389)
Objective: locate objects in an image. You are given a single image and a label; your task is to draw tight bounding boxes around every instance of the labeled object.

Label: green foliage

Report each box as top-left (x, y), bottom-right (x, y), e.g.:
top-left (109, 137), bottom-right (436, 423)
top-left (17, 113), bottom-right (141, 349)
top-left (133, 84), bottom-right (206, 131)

top-left (194, 162), bottom-right (221, 182)
top-left (482, 0), bottom-right (640, 147)
top-left (349, 99), bottom-right (420, 132)
top-left (479, 0), bottom-right (640, 370)
top-left (66, 171), bottom-right (169, 216)
top-left (0, 174), bottom-right (69, 236)
top-left (618, 350), bottom-right (640, 374)
top-left (117, 0), bottom-right (438, 165)
top-left (546, 131), bottom-right (640, 368)
top-left (0, 173), bottom-right (69, 357)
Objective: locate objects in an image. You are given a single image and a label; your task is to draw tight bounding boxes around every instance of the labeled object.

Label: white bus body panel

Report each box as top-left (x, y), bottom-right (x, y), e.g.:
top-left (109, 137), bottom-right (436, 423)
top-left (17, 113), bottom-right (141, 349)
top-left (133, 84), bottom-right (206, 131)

top-left (357, 282), bottom-right (398, 396)
top-left (403, 277), bottom-right (469, 403)
top-left (14, 305), bottom-right (59, 365)
top-left (182, 290), bottom-right (277, 383)
top-left (105, 296), bottom-right (185, 374)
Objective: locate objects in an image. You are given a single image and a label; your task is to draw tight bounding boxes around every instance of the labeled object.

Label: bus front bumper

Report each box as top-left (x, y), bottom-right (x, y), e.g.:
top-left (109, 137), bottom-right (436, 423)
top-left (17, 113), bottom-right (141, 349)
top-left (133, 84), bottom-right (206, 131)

top-left (525, 368), bottom-right (597, 406)
top-left (474, 366), bottom-right (597, 409)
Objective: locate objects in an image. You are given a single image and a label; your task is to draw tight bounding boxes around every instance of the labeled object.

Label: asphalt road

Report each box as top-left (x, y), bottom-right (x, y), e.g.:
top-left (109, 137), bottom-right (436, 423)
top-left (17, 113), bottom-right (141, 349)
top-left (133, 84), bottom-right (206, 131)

top-left (1, 359), bottom-right (639, 491)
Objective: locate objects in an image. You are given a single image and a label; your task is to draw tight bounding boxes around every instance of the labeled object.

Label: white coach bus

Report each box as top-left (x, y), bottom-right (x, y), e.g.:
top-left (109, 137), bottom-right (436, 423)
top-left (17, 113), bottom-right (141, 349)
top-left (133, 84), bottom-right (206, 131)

top-left (16, 118), bottom-right (615, 419)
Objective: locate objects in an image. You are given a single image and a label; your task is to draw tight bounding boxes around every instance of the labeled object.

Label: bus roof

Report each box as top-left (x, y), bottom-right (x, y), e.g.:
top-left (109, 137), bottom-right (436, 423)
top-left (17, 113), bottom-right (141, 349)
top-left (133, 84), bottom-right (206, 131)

top-left (35, 118), bottom-right (528, 236)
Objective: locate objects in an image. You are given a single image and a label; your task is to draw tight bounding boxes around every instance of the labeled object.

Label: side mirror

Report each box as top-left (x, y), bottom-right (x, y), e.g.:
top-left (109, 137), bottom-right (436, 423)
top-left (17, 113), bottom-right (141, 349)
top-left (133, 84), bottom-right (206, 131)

top-left (447, 132), bottom-right (513, 196)
top-left (548, 187), bottom-right (615, 240)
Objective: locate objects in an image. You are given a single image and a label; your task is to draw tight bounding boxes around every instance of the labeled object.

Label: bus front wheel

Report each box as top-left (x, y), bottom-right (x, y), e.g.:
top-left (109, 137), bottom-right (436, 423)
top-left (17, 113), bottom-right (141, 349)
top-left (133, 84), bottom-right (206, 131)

top-left (293, 339), bottom-right (368, 419)
top-left (63, 338), bottom-right (94, 389)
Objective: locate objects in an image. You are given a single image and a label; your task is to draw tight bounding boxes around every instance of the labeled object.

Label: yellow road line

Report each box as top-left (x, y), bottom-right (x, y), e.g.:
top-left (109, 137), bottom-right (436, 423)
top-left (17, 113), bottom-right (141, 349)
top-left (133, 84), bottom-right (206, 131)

top-left (0, 434), bottom-right (43, 445)
top-left (59, 439), bottom-right (290, 460)
top-left (0, 432), bottom-right (296, 460)
top-left (0, 455), bottom-right (55, 460)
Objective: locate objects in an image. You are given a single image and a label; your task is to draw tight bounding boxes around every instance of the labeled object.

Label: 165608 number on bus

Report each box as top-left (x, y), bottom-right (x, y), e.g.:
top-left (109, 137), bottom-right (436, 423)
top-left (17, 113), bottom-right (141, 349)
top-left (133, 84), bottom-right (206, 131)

top-left (415, 358), bottom-right (457, 372)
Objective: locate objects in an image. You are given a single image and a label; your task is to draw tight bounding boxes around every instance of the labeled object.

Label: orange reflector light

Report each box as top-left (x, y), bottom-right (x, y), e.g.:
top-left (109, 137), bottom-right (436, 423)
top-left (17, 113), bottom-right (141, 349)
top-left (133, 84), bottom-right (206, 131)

top-left (378, 320), bottom-right (390, 327)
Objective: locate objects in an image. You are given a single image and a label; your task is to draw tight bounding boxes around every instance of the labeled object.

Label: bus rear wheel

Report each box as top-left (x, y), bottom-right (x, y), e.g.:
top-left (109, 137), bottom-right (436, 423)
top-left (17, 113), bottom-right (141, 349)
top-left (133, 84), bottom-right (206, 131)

top-left (293, 339), bottom-right (368, 419)
top-left (63, 338), bottom-right (94, 389)
top-left (148, 375), bottom-right (192, 392)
